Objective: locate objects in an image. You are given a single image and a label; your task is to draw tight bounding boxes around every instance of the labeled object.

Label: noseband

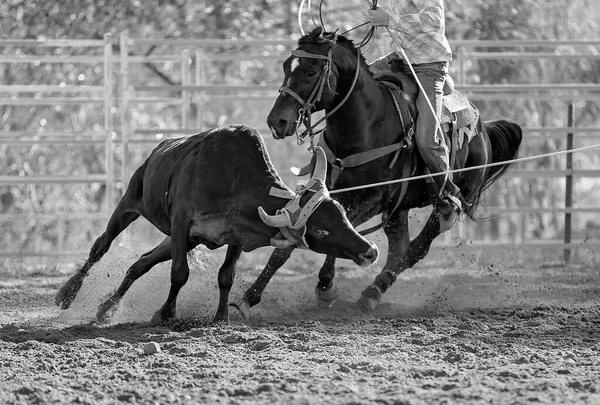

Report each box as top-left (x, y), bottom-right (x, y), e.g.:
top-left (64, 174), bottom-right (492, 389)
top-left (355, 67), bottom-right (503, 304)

top-left (278, 34), bottom-right (362, 145)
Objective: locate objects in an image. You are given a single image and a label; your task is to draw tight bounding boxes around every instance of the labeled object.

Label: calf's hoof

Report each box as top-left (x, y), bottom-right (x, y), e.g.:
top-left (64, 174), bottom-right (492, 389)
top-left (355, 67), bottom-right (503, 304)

top-left (315, 281), bottom-right (340, 309)
top-left (149, 310), bottom-right (172, 326)
top-left (54, 277), bottom-right (83, 309)
top-left (229, 299), bottom-right (251, 321)
top-left (211, 316), bottom-right (230, 325)
top-left (96, 298), bottom-right (118, 324)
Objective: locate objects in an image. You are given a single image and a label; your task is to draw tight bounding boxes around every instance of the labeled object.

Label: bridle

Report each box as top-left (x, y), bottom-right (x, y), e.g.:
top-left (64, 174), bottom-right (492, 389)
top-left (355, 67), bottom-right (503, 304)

top-left (277, 32), bottom-right (362, 145)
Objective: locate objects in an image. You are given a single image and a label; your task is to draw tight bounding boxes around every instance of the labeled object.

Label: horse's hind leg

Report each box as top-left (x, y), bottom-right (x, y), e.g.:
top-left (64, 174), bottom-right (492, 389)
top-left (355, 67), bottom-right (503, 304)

top-left (230, 247), bottom-right (295, 321)
top-left (315, 255), bottom-right (340, 307)
top-left (55, 173), bottom-right (144, 309)
top-left (96, 236), bottom-right (173, 323)
top-left (358, 210), bottom-right (441, 311)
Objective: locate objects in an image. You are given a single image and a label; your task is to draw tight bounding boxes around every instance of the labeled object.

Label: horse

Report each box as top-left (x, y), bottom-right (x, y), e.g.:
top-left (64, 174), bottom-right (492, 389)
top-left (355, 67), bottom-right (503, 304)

top-left (231, 27), bottom-right (522, 318)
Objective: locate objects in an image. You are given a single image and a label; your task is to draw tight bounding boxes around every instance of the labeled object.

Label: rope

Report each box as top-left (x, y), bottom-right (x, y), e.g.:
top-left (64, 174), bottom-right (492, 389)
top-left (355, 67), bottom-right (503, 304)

top-left (329, 142), bottom-right (600, 195)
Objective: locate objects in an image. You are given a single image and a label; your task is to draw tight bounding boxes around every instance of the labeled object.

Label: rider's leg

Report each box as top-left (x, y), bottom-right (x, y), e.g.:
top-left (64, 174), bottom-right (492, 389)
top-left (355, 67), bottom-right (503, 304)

top-left (411, 61), bottom-right (461, 217)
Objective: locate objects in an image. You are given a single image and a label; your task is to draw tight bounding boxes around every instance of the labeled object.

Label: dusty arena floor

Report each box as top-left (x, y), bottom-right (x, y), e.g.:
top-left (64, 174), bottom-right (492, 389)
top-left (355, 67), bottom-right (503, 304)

top-left (1, 231), bottom-right (599, 404)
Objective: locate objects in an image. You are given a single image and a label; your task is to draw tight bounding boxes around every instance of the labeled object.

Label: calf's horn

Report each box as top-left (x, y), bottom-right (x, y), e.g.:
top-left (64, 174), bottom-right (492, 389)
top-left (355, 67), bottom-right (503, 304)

top-left (312, 146), bottom-right (327, 183)
top-left (258, 207), bottom-right (292, 228)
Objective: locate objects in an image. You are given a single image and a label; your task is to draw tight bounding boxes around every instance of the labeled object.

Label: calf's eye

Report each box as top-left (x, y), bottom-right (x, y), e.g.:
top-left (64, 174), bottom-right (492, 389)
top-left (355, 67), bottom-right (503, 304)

top-left (315, 229), bottom-right (329, 237)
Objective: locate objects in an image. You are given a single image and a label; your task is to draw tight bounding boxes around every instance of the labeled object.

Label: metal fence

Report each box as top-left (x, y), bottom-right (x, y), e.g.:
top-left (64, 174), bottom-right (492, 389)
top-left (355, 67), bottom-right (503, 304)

top-left (1, 35), bottom-right (599, 261)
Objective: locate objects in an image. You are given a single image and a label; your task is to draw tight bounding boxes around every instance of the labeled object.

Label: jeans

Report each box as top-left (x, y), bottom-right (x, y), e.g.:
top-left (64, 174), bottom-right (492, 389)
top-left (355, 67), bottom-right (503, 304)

top-left (390, 59), bottom-right (450, 192)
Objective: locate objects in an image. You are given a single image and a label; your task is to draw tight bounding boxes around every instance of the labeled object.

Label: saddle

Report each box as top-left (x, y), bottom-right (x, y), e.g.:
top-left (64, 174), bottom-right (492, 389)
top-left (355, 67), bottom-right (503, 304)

top-left (374, 69), bottom-right (480, 151)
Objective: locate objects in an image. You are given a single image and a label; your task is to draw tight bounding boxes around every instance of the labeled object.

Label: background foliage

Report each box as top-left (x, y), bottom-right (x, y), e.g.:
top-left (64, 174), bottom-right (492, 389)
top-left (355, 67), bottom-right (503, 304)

top-left (1, 0), bottom-right (599, 260)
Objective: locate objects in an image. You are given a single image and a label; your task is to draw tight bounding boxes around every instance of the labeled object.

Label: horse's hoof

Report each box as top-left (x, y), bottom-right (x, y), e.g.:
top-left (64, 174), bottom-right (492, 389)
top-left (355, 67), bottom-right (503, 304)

top-left (229, 299), bottom-right (251, 321)
top-left (315, 281), bottom-right (340, 308)
top-left (439, 211), bottom-right (458, 233)
top-left (357, 294), bottom-right (379, 312)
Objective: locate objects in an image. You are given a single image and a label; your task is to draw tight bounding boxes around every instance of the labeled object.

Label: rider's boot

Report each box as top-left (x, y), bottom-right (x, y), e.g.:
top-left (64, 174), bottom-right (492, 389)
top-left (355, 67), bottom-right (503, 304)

top-left (424, 169), bottom-right (462, 232)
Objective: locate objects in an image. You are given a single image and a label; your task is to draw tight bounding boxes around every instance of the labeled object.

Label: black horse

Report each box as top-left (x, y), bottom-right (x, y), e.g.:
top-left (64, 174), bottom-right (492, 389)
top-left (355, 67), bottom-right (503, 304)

top-left (231, 27), bottom-right (522, 318)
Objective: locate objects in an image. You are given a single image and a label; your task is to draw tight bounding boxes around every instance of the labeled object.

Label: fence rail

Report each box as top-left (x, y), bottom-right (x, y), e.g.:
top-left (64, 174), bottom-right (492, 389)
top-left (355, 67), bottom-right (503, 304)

top-left (1, 35), bottom-right (599, 260)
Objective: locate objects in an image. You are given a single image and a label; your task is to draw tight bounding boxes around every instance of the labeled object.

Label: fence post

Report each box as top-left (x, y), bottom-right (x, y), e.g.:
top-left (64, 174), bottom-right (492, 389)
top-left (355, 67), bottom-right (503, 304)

top-left (120, 31), bottom-right (130, 189)
top-left (195, 49), bottom-right (206, 130)
top-left (103, 33), bottom-right (115, 213)
top-left (457, 46), bottom-right (466, 86)
top-left (564, 102), bottom-right (575, 264)
top-left (181, 49), bottom-right (191, 130)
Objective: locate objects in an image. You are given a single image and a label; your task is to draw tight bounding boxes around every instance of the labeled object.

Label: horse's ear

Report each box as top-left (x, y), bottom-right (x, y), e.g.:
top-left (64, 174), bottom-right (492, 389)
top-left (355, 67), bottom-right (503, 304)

top-left (311, 26), bottom-right (323, 38)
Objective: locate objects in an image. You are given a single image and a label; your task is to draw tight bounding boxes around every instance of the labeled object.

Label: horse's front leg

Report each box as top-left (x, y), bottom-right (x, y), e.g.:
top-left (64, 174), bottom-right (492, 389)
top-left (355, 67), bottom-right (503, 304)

top-left (230, 246), bottom-right (295, 321)
top-left (358, 209), bottom-right (441, 311)
top-left (314, 201), bottom-right (385, 309)
top-left (315, 255), bottom-right (339, 308)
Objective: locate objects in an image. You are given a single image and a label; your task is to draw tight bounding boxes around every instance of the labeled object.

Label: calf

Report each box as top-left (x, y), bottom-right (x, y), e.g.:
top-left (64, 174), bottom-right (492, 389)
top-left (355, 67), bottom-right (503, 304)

top-left (55, 124), bottom-right (378, 324)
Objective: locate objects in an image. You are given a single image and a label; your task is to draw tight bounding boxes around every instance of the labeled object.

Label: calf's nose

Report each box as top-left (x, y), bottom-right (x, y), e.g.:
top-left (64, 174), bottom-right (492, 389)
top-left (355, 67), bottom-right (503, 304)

top-left (359, 243), bottom-right (379, 265)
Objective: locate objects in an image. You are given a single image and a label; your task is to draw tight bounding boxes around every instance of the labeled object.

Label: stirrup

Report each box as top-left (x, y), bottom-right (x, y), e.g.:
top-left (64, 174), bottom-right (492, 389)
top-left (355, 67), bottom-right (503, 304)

top-left (446, 194), bottom-right (462, 212)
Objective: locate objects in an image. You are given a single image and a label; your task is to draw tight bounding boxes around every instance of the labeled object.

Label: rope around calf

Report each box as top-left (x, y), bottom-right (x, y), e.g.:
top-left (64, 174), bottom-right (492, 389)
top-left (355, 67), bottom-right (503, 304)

top-left (329, 142), bottom-right (600, 195)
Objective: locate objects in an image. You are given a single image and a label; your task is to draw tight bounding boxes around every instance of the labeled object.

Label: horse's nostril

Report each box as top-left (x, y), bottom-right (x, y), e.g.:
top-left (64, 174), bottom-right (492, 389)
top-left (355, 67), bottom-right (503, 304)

top-left (277, 119), bottom-right (288, 131)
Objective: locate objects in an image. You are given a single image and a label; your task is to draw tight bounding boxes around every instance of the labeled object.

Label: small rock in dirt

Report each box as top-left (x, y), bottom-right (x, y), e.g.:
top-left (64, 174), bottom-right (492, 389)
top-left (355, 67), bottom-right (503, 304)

top-left (250, 341), bottom-right (270, 351)
top-left (339, 364), bottom-right (352, 373)
top-left (257, 384), bottom-right (274, 393)
top-left (444, 353), bottom-right (462, 363)
top-left (230, 388), bottom-right (254, 397)
top-left (143, 342), bottom-right (161, 355)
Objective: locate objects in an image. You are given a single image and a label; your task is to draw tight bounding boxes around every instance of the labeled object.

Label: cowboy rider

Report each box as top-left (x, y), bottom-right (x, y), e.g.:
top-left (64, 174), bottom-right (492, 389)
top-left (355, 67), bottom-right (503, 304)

top-left (367, 0), bottom-right (462, 228)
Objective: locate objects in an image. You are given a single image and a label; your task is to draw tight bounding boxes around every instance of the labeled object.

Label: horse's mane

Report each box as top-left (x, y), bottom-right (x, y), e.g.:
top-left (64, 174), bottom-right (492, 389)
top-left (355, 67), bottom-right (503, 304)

top-left (297, 27), bottom-right (372, 75)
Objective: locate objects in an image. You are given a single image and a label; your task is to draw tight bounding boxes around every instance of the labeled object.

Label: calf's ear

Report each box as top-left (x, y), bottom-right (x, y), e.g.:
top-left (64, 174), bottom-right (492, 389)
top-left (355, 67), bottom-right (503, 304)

top-left (270, 232), bottom-right (295, 249)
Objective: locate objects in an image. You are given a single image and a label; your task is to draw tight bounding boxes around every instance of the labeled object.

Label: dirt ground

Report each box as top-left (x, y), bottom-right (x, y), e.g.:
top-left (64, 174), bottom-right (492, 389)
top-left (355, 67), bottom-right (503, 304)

top-left (1, 229), bottom-right (600, 405)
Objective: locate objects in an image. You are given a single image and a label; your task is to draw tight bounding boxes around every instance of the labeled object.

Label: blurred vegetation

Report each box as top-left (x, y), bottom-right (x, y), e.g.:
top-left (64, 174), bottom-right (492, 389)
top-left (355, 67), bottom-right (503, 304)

top-left (1, 0), bottom-right (599, 263)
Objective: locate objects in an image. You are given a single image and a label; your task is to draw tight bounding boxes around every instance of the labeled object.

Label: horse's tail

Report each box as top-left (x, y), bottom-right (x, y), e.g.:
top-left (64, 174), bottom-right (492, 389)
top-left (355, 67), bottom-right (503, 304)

top-left (482, 119), bottom-right (522, 190)
top-left (468, 119), bottom-right (522, 215)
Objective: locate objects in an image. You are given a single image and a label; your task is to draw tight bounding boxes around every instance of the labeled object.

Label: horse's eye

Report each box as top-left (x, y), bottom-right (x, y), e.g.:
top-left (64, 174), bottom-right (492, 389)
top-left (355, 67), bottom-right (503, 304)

top-left (306, 70), bottom-right (317, 77)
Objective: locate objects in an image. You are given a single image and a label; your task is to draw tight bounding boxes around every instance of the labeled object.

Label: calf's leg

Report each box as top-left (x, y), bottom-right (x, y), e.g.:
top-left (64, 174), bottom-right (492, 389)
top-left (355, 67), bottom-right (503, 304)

top-left (150, 215), bottom-right (191, 325)
top-left (212, 245), bottom-right (243, 324)
top-left (96, 237), bottom-right (174, 323)
top-left (55, 181), bottom-right (143, 309)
